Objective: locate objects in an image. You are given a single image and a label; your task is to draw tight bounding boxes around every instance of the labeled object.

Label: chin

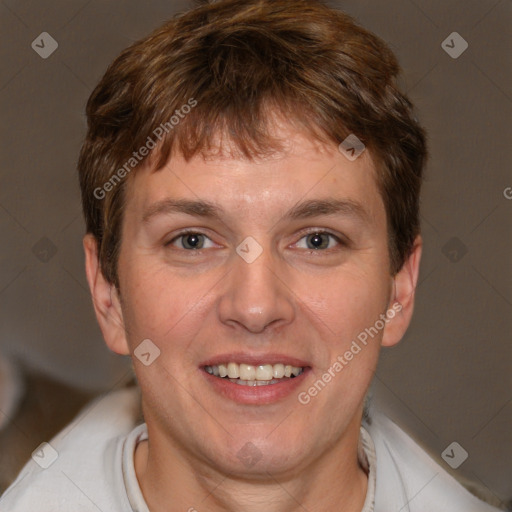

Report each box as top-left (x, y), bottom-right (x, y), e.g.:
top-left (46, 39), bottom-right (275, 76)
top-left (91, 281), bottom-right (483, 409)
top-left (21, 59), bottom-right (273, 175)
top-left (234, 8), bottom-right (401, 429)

top-left (205, 428), bottom-right (310, 479)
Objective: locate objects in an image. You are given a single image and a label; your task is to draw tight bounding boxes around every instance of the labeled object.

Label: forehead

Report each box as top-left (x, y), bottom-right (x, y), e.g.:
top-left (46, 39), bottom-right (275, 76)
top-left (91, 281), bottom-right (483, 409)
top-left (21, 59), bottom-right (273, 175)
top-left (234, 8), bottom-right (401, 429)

top-left (122, 124), bottom-right (386, 231)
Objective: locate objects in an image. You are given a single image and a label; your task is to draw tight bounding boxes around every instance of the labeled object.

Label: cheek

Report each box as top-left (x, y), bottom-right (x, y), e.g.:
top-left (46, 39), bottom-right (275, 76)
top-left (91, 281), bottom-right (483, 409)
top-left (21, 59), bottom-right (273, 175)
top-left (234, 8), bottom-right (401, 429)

top-left (298, 267), bottom-right (390, 344)
top-left (119, 263), bottom-right (181, 343)
top-left (119, 261), bottom-right (217, 350)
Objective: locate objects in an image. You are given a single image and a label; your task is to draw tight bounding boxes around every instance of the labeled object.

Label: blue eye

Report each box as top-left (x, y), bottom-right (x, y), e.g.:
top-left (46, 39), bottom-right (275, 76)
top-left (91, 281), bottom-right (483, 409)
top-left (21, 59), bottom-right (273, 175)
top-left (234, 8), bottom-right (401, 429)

top-left (296, 232), bottom-right (340, 250)
top-left (169, 232), bottom-right (215, 250)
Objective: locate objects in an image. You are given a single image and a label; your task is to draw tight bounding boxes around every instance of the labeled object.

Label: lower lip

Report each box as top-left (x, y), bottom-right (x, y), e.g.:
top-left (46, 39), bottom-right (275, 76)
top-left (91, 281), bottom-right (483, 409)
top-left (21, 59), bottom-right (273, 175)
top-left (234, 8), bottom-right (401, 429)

top-left (201, 368), bottom-right (310, 405)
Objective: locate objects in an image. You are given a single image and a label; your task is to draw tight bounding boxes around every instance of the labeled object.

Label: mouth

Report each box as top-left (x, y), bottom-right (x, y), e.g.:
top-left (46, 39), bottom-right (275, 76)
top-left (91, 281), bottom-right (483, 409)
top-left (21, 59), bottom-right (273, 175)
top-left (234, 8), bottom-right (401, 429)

top-left (200, 356), bottom-right (310, 404)
top-left (204, 362), bottom-right (304, 386)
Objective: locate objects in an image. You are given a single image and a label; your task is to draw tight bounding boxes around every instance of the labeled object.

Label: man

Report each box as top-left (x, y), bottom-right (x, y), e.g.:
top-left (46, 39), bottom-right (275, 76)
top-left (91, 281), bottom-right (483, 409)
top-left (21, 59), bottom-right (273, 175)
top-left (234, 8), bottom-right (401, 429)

top-left (0, 0), bottom-right (501, 510)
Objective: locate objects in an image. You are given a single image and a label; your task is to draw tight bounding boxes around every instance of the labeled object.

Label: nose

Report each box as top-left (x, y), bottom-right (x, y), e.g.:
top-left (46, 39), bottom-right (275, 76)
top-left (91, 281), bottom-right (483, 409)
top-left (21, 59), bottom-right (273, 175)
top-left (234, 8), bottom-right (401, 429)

top-left (217, 245), bottom-right (295, 334)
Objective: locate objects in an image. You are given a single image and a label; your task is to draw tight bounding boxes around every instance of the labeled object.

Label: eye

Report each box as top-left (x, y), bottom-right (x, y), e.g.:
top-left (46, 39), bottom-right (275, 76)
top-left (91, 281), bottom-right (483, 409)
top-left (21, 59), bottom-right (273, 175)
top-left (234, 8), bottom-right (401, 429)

top-left (295, 231), bottom-right (341, 250)
top-left (167, 231), bottom-right (215, 250)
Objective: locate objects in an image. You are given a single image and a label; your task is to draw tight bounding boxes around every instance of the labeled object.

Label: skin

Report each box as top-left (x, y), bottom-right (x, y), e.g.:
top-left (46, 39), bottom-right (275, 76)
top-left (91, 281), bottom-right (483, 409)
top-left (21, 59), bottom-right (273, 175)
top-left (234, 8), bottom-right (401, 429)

top-left (84, 123), bottom-right (422, 512)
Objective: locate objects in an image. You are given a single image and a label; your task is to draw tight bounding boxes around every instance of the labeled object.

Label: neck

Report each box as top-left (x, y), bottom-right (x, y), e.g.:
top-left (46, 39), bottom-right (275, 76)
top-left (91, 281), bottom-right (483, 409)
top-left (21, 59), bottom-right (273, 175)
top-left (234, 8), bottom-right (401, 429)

top-left (135, 414), bottom-right (368, 512)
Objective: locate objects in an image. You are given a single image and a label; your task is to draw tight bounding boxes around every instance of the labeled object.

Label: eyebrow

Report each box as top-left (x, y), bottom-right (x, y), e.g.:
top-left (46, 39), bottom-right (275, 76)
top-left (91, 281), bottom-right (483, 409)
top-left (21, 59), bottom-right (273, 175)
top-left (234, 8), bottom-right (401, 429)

top-left (283, 198), bottom-right (369, 223)
top-left (142, 199), bottom-right (223, 223)
top-left (142, 198), bottom-right (370, 224)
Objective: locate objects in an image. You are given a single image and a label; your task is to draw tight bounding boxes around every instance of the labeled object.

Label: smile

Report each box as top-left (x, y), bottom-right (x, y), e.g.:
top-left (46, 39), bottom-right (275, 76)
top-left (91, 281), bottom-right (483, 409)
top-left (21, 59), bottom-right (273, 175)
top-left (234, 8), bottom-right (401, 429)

top-left (204, 363), bottom-right (304, 386)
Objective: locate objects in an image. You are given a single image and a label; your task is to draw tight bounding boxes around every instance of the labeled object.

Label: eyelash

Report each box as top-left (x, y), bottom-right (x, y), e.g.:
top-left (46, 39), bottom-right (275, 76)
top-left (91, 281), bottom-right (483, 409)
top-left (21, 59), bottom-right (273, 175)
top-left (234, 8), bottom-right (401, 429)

top-left (165, 229), bottom-right (213, 250)
top-left (165, 229), bottom-right (346, 252)
top-left (295, 230), bottom-right (344, 251)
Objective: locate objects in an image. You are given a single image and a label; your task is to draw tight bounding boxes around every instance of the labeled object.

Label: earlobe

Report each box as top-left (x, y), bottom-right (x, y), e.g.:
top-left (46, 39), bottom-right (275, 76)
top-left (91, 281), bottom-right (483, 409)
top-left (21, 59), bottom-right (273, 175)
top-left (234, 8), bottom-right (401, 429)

top-left (381, 236), bottom-right (422, 347)
top-left (83, 234), bottom-right (130, 356)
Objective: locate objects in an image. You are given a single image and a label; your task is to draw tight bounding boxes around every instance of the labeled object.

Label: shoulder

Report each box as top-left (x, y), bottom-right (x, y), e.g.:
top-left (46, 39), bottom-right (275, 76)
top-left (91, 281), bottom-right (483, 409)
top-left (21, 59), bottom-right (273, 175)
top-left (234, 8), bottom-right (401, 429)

top-left (0, 386), bottom-right (141, 512)
top-left (366, 409), bottom-right (502, 512)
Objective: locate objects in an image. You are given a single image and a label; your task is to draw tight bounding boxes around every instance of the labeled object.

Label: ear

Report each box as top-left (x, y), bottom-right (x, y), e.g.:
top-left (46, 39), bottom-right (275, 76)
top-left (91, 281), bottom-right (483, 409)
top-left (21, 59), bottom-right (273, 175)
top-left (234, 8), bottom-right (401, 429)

top-left (381, 235), bottom-right (422, 348)
top-left (83, 234), bottom-right (129, 356)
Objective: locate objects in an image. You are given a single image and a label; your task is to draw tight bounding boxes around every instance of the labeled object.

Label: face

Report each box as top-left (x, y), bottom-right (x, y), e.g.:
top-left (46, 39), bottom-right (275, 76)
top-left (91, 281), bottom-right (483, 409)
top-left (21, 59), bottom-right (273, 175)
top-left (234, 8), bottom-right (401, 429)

top-left (85, 124), bottom-right (421, 479)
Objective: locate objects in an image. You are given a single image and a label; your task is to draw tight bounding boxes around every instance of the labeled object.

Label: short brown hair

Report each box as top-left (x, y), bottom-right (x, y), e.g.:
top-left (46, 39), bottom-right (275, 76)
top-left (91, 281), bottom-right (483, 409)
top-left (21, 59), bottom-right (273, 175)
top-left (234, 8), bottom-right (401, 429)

top-left (78, 0), bottom-right (427, 287)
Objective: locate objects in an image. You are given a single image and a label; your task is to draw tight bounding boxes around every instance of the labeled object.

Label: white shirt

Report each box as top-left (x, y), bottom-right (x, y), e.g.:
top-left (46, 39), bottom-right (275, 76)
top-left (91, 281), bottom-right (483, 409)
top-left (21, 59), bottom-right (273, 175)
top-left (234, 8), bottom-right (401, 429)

top-left (0, 387), bottom-right (500, 511)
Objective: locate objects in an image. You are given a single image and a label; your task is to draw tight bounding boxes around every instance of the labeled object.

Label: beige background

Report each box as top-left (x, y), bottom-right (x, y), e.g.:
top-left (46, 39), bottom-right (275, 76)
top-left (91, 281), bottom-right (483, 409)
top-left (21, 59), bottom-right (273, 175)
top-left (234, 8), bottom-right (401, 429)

top-left (0, 0), bottom-right (510, 507)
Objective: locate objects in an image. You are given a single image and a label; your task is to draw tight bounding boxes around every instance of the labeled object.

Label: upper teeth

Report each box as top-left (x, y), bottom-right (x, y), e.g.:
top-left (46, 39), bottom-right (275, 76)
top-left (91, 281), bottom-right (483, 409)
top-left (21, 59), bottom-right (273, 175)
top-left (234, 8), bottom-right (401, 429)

top-left (205, 363), bottom-right (303, 380)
